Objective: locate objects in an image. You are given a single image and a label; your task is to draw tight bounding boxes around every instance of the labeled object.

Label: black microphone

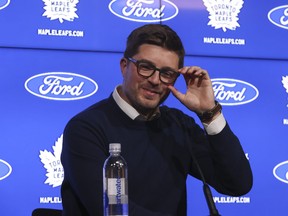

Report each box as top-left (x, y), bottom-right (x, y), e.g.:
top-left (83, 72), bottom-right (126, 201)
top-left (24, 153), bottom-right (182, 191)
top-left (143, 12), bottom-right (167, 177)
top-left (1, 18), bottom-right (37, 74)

top-left (191, 149), bottom-right (221, 216)
top-left (167, 111), bottom-right (221, 215)
top-left (203, 183), bottom-right (220, 216)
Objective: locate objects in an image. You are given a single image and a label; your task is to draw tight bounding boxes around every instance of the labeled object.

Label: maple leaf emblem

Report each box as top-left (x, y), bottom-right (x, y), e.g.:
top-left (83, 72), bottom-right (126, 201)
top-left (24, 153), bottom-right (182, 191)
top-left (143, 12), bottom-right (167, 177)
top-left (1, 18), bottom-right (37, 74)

top-left (42, 0), bottom-right (79, 23)
top-left (39, 135), bottom-right (64, 187)
top-left (282, 76), bottom-right (288, 93)
top-left (203, 0), bottom-right (244, 32)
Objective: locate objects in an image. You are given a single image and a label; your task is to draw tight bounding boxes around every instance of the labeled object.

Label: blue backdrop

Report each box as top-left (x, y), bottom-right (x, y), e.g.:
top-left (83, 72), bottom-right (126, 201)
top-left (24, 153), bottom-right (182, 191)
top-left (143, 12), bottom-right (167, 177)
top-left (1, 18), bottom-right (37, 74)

top-left (1, 0), bottom-right (288, 215)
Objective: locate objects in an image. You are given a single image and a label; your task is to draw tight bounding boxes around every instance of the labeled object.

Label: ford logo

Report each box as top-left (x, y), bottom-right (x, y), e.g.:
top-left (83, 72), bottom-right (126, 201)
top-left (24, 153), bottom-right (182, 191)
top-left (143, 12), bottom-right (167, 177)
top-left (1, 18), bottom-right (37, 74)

top-left (212, 78), bottom-right (259, 105)
top-left (25, 72), bottom-right (98, 101)
top-left (268, 5), bottom-right (288, 29)
top-left (0, 159), bottom-right (12, 180)
top-left (108, 0), bottom-right (178, 22)
top-left (0, 0), bottom-right (10, 10)
top-left (273, 160), bottom-right (288, 184)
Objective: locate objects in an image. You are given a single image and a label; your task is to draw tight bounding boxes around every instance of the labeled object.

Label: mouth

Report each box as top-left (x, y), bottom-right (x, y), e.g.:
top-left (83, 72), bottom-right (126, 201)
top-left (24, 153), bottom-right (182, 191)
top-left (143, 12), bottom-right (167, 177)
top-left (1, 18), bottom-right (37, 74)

top-left (142, 87), bottom-right (160, 98)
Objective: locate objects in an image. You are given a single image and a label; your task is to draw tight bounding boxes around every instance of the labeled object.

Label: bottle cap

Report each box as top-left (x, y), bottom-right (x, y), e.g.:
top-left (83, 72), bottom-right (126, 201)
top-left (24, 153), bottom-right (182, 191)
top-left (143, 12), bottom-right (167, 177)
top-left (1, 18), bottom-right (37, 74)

top-left (109, 143), bottom-right (121, 153)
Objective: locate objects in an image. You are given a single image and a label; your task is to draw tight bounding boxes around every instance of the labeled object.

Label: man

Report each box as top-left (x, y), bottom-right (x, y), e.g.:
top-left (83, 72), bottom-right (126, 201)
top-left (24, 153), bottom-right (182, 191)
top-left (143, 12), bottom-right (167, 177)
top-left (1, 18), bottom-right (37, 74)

top-left (61, 24), bottom-right (253, 216)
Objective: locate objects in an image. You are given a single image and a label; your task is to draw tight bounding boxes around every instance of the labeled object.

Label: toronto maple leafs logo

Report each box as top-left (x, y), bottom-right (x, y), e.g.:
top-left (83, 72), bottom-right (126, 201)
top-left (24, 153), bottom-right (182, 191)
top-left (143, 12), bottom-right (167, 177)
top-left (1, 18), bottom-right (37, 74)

top-left (203, 0), bottom-right (244, 32)
top-left (39, 135), bottom-right (64, 187)
top-left (42, 0), bottom-right (79, 23)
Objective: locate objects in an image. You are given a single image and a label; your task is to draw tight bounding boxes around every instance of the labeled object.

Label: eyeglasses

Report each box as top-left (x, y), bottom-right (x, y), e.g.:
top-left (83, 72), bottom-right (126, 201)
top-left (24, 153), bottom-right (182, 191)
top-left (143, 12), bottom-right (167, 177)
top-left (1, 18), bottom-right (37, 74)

top-left (127, 57), bottom-right (179, 84)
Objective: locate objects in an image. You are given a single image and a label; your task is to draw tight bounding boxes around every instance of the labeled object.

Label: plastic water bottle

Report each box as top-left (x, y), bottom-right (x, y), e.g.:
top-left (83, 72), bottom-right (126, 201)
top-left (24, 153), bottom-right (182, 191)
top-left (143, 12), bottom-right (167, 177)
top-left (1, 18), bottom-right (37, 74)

top-left (103, 143), bottom-right (129, 216)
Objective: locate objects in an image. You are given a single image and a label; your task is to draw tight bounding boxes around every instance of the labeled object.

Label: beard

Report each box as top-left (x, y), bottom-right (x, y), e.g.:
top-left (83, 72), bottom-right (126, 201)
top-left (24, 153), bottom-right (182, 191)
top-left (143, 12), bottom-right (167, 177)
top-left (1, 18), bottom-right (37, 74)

top-left (132, 88), bottom-right (171, 116)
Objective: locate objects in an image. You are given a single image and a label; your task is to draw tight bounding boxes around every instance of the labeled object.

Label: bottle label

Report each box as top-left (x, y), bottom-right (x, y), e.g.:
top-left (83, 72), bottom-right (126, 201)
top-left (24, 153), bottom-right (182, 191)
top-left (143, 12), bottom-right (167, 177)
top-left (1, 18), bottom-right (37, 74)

top-left (107, 178), bottom-right (127, 204)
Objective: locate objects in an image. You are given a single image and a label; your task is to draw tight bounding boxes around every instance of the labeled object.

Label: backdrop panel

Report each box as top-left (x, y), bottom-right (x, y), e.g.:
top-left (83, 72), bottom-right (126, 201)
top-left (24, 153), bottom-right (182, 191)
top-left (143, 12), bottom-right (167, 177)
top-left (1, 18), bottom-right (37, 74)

top-left (1, 1), bottom-right (288, 59)
top-left (1, 47), bottom-right (288, 215)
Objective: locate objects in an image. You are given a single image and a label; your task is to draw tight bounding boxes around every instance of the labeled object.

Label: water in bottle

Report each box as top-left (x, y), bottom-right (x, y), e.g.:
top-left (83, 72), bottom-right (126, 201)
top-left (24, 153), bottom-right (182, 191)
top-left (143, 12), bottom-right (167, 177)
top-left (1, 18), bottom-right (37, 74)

top-left (103, 143), bottom-right (128, 216)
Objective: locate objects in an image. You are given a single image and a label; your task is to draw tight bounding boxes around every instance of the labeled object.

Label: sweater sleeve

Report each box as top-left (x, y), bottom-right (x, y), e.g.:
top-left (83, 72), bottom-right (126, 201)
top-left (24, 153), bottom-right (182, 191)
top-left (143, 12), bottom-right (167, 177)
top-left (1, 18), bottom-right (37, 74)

top-left (194, 123), bottom-right (253, 196)
top-left (61, 116), bottom-right (108, 216)
top-left (161, 106), bottom-right (253, 197)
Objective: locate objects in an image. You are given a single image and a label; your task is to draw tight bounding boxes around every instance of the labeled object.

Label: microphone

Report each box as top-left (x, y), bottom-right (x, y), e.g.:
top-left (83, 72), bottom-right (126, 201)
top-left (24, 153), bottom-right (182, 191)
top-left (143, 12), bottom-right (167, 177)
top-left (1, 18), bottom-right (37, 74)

top-left (203, 183), bottom-right (220, 216)
top-left (191, 149), bottom-right (221, 216)
top-left (166, 110), bottom-right (221, 215)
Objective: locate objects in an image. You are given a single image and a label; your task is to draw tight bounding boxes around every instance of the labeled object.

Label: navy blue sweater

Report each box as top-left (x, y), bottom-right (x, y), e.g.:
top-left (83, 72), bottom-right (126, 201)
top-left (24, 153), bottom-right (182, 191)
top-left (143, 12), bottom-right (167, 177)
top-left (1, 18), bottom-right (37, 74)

top-left (61, 95), bottom-right (252, 216)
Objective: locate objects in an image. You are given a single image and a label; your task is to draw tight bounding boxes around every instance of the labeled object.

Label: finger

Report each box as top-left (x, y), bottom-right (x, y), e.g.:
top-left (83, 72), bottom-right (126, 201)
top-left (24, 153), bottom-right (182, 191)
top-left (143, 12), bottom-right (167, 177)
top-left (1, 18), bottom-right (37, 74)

top-left (187, 71), bottom-right (206, 87)
top-left (190, 68), bottom-right (207, 78)
top-left (168, 85), bottom-right (185, 101)
top-left (193, 71), bottom-right (210, 87)
top-left (178, 66), bottom-right (210, 88)
top-left (178, 67), bottom-right (196, 86)
top-left (179, 66), bottom-right (206, 78)
top-left (197, 73), bottom-right (204, 87)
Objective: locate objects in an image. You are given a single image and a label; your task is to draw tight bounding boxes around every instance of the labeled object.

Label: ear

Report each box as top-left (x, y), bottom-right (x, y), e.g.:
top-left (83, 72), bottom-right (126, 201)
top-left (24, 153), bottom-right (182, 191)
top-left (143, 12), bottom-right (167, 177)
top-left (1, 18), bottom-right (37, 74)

top-left (120, 57), bottom-right (128, 76)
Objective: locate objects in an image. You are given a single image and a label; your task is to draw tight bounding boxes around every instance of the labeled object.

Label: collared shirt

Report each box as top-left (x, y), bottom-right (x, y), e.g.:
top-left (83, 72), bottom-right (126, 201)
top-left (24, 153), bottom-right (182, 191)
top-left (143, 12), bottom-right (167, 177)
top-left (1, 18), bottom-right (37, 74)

top-left (112, 85), bottom-right (226, 135)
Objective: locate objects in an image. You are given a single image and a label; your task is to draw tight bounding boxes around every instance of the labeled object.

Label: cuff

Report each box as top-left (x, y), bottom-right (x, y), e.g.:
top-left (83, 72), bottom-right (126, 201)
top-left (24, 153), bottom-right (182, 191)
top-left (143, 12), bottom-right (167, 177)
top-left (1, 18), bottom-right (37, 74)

top-left (202, 113), bottom-right (226, 135)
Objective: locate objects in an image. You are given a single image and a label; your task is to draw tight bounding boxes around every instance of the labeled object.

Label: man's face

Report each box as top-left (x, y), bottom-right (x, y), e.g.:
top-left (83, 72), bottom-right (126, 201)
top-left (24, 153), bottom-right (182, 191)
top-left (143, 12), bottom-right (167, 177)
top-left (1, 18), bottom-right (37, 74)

top-left (120, 44), bottom-right (179, 115)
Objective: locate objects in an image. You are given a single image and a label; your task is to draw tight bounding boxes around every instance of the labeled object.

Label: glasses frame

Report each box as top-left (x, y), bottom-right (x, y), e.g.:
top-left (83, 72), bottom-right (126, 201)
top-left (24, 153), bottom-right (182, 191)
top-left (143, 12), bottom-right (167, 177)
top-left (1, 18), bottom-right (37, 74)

top-left (127, 57), bottom-right (180, 85)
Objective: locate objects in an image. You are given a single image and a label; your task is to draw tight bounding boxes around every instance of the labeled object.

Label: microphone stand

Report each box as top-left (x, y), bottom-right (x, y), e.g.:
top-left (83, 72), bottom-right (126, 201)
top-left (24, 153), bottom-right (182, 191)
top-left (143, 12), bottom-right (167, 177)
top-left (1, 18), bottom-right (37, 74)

top-left (172, 115), bottom-right (221, 215)
top-left (191, 148), bottom-right (221, 216)
top-left (203, 183), bottom-right (220, 216)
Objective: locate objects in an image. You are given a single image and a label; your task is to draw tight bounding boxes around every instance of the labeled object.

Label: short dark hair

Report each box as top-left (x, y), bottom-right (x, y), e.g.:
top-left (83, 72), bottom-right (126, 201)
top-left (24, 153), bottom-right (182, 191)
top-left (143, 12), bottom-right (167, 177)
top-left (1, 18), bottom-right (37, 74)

top-left (124, 24), bottom-right (185, 68)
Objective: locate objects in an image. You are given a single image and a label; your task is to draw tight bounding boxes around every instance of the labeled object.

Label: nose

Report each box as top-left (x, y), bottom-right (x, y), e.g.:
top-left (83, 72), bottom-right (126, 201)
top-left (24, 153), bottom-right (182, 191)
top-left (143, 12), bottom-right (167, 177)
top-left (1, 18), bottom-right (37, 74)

top-left (147, 70), bottom-right (161, 85)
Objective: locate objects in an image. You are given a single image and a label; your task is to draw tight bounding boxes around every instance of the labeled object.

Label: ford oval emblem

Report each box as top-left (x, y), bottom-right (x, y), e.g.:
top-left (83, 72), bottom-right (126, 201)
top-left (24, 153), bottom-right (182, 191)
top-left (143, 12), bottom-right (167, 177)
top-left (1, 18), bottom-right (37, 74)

top-left (273, 161), bottom-right (288, 184)
top-left (0, 159), bottom-right (12, 180)
top-left (0, 0), bottom-right (10, 10)
top-left (24, 72), bottom-right (98, 101)
top-left (108, 0), bottom-right (178, 22)
top-left (212, 78), bottom-right (259, 106)
top-left (268, 5), bottom-right (288, 30)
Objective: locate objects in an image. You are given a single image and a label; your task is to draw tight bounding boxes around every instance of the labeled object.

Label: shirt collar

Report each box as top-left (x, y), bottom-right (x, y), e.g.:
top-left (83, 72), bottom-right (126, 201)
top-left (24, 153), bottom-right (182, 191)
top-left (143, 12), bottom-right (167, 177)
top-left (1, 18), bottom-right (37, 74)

top-left (112, 85), bottom-right (160, 121)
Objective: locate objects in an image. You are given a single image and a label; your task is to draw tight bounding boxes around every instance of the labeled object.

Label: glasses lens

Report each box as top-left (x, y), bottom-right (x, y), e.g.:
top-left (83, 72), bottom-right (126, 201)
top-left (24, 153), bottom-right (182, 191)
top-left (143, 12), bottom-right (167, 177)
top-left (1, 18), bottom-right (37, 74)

top-left (137, 62), bottom-right (155, 77)
top-left (160, 70), bottom-right (178, 84)
top-left (135, 59), bottom-right (179, 84)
